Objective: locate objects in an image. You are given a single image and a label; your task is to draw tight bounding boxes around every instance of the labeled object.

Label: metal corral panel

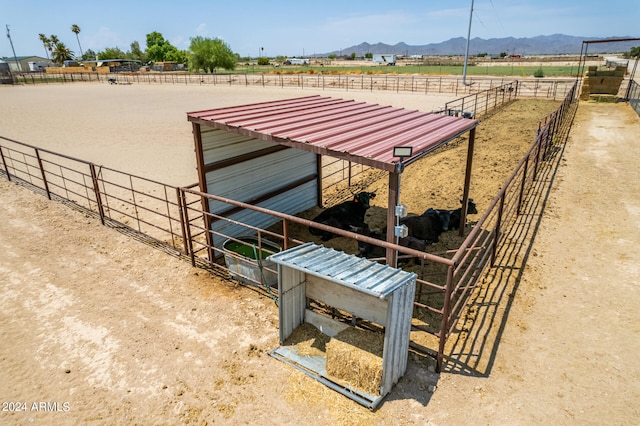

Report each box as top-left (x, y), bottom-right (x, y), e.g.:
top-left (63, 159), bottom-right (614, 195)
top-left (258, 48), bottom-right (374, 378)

top-left (269, 243), bottom-right (416, 299)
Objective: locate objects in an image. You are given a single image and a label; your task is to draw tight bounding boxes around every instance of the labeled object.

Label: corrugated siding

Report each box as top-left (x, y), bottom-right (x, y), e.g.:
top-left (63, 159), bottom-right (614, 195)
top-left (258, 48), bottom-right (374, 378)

top-left (201, 127), bottom-right (318, 249)
top-left (277, 265), bottom-right (306, 343)
top-left (269, 243), bottom-right (416, 299)
top-left (210, 180), bottom-right (316, 249)
top-left (201, 128), bottom-right (271, 165)
top-left (206, 147), bottom-right (316, 208)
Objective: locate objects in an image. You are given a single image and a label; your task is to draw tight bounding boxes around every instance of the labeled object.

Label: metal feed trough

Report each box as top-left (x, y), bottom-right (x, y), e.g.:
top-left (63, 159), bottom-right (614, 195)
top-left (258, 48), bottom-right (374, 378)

top-left (268, 243), bottom-right (416, 409)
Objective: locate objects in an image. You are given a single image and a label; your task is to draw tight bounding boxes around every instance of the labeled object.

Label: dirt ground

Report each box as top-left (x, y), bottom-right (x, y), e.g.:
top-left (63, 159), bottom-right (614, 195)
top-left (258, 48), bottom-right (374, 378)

top-left (1, 84), bottom-right (639, 424)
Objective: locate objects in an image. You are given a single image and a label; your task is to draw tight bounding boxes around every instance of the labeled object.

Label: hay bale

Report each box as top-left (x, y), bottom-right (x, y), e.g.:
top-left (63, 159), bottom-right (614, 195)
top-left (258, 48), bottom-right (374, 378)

top-left (284, 322), bottom-right (329, 357)
top-left (326, 327), bottom-right (384, 395)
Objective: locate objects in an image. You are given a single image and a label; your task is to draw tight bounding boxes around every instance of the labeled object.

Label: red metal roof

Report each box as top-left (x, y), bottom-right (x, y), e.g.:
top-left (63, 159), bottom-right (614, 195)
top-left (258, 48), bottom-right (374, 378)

top-left (187, 95), bottom-right (479, 173)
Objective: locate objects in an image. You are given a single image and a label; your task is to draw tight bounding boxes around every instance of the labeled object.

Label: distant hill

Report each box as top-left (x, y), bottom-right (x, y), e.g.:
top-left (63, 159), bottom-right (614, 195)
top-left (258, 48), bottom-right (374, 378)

top-left (323, 35), bottom-right (639, 57)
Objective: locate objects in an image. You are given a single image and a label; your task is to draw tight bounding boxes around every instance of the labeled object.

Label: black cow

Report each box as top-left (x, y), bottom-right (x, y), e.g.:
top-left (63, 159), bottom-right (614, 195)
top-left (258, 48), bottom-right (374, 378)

top-left (399, 209), bottom-right (450, 244)
top-left (309, 191), bottom-right (376, 241)
top-left (356, 228), bottom-right (428, 260)
top-left (425, 198), bottom-right (478, 230)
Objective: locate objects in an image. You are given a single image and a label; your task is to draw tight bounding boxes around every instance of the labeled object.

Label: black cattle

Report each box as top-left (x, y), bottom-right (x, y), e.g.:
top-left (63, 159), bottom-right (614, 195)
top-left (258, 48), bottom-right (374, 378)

top-left (423, 198), bottom-right (478, 230)
top-left (356, 228), bottom-right (428, 260)
top-left (309, 191), bottom-right (376, 241)
top-left (399, 210), bottom-right (449, 244)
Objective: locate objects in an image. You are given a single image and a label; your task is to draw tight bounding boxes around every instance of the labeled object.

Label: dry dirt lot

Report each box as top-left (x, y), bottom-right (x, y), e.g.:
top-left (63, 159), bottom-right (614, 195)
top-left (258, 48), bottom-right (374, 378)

top-left (1, 84), bottom-right (639, 424)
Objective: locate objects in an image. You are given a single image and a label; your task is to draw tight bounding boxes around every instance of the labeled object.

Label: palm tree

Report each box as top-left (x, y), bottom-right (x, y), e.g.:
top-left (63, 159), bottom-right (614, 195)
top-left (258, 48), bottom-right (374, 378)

top-left (48, 34), bottom-right (59, 58)
top-left (38, 33), bottom-right (50, 59)
top-left (71, 24), bottom-right (83, 59)
top-left (51, 42), bottom-right (74, 65)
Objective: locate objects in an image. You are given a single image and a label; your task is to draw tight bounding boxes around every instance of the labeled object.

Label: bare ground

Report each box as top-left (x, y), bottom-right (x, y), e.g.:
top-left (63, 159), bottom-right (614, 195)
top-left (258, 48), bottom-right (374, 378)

top-left (1, 84), bottom-right (639, 424)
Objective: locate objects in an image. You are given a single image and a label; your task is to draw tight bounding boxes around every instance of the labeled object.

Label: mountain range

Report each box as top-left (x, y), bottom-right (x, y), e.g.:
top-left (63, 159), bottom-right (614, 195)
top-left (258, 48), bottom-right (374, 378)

top-left (323, 34), bottom-right (638, 57)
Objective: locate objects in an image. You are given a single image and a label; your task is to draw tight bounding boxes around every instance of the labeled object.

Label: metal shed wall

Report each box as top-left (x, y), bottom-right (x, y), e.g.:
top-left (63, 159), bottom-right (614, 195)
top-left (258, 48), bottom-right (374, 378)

top-left (200, 127), bottom-right (318, 249)
top-left (210, 181), bottom-right (316, 249)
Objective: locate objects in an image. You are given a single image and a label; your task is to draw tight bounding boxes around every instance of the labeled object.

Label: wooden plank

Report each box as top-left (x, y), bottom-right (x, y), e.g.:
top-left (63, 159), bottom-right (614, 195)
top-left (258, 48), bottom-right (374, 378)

top-left (306, 274), bottom-right (388, 325)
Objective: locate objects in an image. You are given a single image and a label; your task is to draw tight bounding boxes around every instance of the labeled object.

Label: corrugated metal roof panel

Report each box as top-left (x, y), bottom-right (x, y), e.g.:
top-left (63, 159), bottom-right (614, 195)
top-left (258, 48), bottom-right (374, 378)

top-left (188, 95), bottom-right (478, 173)
top-left (269, 243), bottom-right (416, 299)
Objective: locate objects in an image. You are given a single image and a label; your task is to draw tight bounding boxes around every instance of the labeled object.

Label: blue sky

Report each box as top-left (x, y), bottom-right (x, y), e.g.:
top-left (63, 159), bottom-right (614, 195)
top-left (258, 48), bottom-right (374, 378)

top-left (2, 0), bottom-right (638, 59)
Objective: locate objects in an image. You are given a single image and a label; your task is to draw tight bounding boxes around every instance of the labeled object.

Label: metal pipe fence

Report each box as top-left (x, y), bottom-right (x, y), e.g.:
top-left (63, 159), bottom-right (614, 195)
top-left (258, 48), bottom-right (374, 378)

top-left (15, 71), bottom-right (576, 98)
top-left (0, 136), bottom-right (186, 252)
top-left (443, 81), bottom-right (518, 118)
top-left (0, 81), bottom-right (579, 372)
top-left (629, 80), bottom-right (640, 117)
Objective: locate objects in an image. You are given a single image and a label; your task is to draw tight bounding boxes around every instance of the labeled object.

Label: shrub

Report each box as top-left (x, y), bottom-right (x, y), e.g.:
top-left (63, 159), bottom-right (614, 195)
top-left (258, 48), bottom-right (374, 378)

top-left (534, 67), bottom-right (544, 78)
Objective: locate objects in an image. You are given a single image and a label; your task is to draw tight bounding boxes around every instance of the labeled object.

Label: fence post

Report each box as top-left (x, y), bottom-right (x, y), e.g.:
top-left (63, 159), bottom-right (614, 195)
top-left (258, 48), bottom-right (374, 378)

top-left (34, 148), bottom-right (52, 200)
top-left (182, 190), bottom-right (197, 266)
top-left (437, 264), bottom-right (455, 372)
top-left (176, 187), bottom-right (189, 256)
top-left (491, 193), bottom-right (505, 266)
top-left (0, 146), bottom-right (11, 182)
top-left (89, 163), bottom-right (106, 225)
top-left (473, 93), bottom-right (478, 116)
top-left (517, 154), bottom-right (530, 215)
top-left (532, 131), bottom-right (543, 180)
top-left (282, 218), bottom-right (290, 251)
top-left (485, 90), bottom-right (490, 114)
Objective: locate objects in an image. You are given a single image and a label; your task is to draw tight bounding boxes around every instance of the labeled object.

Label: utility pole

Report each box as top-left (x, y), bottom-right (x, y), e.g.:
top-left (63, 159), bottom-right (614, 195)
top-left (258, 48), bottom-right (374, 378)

top-left (6, 25), bottom-right (21, 73)
top-left (462, 0), bottom-right (474, 86)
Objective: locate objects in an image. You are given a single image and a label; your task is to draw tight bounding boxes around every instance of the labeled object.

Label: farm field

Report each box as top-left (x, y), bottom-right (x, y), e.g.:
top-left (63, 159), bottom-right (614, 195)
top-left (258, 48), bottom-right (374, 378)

top-left (1, 84), bottom-right (639, 424)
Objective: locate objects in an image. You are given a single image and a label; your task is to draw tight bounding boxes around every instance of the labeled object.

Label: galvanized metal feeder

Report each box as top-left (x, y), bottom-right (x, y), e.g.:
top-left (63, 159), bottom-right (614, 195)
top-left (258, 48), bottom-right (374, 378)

top-left (268, 242), bottom-right (416, 409)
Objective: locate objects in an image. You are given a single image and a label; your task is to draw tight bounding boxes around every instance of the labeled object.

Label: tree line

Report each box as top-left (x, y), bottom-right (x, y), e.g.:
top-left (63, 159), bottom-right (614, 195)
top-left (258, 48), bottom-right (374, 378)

top-left (37, 26), bottom-right (237, 73)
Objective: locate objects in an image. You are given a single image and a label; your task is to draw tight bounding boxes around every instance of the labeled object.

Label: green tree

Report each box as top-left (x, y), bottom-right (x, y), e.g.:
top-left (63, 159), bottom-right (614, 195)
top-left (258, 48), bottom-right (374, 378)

top-left (164, 46), bottom-right (187, 63)
top-left (145, 31), bottom-right (183, 63)
top-left (83, 48), bottom-right (96, 61)
top-left (364, 52), bottom-right (373, 59)
top-left (146, 31), bottom-right (166, 49)
top-left (51, 42), bottom-right (74, 65)
top-left (97, 47), bottom-right (126, 60)
top-left (129, 41), bottom-right (148, 63)
top-left (350, 52), bottom-right (356, 60)
top-left (71, 24), bottom-right (83, 58)
top-left (188, 36), bottom-right (236, 73)
top-left (38, 33), bottom-right (50, 59)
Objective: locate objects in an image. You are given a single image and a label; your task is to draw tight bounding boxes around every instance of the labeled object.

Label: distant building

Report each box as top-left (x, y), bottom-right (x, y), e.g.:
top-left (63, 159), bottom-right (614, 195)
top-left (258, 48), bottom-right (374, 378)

top-left (1, 60), bottom-right (14, 84)
top-left (284, 58), bottom-right (310, 65)
top-left (28, 61), bottom-right (53, 72)
top-left (1, 56), bottom-right (51, 73)
top-left (372, 54), bottom-right (396, 65)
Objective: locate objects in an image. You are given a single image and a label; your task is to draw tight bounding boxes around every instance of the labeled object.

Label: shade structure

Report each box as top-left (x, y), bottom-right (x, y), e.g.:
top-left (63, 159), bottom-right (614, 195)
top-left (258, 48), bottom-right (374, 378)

top-left (188, 95), bottom-right (479, 173)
